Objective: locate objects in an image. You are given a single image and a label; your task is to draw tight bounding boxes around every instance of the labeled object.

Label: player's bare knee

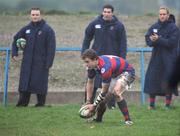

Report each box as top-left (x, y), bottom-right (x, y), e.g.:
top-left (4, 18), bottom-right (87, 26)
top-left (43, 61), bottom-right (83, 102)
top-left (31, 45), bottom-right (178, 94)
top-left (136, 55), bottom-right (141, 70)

top-left (115, 93), bottom-right (123, 101)
top-left (114, 88), bottom-right (122, 96)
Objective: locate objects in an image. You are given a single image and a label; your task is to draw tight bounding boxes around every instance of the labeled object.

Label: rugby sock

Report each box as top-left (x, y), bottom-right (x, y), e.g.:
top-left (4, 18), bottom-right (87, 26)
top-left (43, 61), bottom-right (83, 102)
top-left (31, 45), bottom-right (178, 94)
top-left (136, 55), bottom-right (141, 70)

top-left (149, 94), bottom-right (156, 108)
top-left (165, 93), bottom-right (172, 107)
top-left (93, 92), bottom-right (106, 107)
top-left (95, 101), bottom-right (106, 122)
top-left (117, 99), bottom-right (131, 121)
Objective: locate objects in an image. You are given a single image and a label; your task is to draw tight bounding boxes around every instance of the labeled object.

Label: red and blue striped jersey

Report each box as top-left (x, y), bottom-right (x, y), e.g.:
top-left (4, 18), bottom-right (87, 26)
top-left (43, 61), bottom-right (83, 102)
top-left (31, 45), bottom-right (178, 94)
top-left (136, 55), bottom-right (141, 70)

top-left (88, 55), bottom-right (135, 83)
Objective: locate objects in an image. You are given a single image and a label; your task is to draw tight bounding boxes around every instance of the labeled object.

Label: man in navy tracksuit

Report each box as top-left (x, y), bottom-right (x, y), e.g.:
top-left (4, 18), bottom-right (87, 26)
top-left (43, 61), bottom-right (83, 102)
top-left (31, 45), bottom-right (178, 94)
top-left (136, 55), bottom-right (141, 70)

top-left (12, 8), bottom-right (56, 107)
top-left (81, 4), bottom-right (127, 109)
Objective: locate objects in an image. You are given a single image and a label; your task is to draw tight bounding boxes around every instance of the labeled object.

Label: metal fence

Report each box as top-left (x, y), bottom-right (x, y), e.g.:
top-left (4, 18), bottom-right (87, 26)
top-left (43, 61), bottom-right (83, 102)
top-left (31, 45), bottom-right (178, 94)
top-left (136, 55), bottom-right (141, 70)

top-left (0, 47), bottom-right (152, 106)
top-left (0, 47), bottom-right (11, 107)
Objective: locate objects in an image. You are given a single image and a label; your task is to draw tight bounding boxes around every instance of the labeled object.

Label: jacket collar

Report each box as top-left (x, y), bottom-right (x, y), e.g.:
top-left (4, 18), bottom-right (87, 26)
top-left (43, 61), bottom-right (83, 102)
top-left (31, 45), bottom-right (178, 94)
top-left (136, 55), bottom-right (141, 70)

top-left (30, 19), bottom-right (46, 27)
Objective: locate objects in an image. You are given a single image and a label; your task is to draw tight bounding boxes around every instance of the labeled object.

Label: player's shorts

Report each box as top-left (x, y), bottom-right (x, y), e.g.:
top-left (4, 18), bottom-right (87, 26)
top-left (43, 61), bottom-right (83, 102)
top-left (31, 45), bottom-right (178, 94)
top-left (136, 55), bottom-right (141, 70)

top-left (108, 72), bottom-right (135, 93)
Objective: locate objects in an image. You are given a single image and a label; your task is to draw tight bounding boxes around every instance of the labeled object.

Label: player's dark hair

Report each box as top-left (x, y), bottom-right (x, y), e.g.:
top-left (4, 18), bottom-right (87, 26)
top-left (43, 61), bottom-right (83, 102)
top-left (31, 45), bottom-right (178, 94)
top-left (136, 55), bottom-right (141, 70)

top-left (81, 49), bottom-right (98, 60)
top-left (30, 7), bottom-right (41, 13)
top-left (103, 4), bottom-right (114, 12)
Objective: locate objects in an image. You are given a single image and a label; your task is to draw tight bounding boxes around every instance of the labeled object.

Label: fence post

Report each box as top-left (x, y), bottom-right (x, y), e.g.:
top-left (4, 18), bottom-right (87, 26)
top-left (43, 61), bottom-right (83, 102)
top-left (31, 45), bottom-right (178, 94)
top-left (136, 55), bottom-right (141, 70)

top-left (3, 48), bottom-right (10, 107)
top-left (140, 50), bottom-right (145, 104)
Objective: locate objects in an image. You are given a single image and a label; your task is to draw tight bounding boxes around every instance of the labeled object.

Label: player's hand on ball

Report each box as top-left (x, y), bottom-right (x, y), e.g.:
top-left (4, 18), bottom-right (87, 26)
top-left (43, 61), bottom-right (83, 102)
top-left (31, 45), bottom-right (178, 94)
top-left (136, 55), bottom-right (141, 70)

top-left (79, 104), bottom-right (96, 118)
top-left (85, 104), bottom-right (96, 112)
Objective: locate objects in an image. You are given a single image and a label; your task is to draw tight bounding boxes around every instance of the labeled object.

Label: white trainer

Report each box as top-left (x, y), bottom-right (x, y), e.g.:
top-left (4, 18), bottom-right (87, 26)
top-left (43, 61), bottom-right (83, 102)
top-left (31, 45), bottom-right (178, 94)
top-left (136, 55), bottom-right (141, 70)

top-left (125, 120), bottom-right (133, 126)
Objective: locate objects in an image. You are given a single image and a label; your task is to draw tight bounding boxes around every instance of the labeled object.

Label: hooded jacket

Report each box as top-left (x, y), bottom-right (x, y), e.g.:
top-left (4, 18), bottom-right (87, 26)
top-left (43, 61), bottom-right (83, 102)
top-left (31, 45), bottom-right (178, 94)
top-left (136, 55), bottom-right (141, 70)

top-left (82, 15), bottom-right (127, 58)
top-left (144, 18), bottom-right (179, 95)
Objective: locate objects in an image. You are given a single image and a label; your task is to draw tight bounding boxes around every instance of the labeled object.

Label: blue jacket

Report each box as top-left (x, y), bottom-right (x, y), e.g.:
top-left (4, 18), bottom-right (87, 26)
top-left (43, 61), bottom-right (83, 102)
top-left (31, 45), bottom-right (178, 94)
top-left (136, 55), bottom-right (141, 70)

top-left (144, 19), bottom-right (179, 95)
top-left (81, 15), bottom-right (127, 58)
top-left (12, 20), bottom-right (56, 94)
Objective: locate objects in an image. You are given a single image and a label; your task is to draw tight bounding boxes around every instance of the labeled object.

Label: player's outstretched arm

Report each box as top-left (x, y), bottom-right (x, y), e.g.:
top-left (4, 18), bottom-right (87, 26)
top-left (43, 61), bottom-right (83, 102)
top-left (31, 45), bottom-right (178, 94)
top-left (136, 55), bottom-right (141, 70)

top-left (86, 78), bottom-right (94, 103)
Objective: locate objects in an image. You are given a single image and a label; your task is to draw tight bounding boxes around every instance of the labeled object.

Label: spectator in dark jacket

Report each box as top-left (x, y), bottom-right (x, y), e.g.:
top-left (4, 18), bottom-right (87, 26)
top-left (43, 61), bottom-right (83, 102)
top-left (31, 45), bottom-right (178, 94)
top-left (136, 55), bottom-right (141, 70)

top-left (167, 55), bottom-right (180, 92)
top-left (81, 4), bottom-right (127, 109)
top-left (144, 6), bottom-right (179, 110)
top-left (167, 16), bottom-right (180, 93)
top-left (12, 8), bottom-right (56, 107)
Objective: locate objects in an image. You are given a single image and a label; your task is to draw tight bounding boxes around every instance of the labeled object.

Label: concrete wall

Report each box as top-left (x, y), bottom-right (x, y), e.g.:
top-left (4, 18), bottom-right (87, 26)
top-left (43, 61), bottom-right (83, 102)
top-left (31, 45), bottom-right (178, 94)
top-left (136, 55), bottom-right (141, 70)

top-left (1, 91), bottom-right (179, 106)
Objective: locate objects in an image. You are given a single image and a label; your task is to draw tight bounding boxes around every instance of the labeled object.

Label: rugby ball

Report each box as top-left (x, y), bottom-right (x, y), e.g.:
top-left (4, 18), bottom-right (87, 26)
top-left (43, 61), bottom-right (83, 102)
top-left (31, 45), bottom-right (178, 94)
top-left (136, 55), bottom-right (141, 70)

top-left (16, 38), bottom-right (26, 50)
top-left (79, 105), bottom-right (94, 118)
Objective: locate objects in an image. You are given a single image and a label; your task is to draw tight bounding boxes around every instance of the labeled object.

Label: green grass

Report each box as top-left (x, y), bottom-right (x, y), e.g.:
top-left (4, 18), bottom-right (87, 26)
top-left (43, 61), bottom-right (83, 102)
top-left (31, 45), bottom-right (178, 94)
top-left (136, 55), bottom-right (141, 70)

top-left (0, 104), bottom-right (180, 136)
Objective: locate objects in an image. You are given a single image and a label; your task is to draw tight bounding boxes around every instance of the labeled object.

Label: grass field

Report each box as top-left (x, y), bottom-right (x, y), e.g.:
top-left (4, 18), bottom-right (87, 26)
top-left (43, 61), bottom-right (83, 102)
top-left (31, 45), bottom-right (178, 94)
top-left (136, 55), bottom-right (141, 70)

top-left (0, 104), bottom-right (180, 136)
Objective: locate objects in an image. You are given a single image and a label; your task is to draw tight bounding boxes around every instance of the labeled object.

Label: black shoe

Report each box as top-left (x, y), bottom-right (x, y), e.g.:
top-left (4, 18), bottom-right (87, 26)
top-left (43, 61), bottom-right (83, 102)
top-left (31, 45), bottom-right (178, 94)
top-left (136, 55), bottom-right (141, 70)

top-left (16, 104), bottom-right (27, 107)
top-left (93, 117), bottom-right (102, 123)
top-left (35, 103), bottom-right (45, 107)
top-left (16, 103), bottom-right (28, 107)
top-left (87, 117), bottom-right (102, 123)
top-left (94, 119), bottom-right (102, 123)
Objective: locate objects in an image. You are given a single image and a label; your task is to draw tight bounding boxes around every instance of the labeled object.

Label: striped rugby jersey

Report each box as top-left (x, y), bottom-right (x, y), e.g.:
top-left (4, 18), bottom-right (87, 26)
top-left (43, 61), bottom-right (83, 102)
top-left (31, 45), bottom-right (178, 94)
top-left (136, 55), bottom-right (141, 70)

top-left (88, 55), bottom-right (135, 83)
